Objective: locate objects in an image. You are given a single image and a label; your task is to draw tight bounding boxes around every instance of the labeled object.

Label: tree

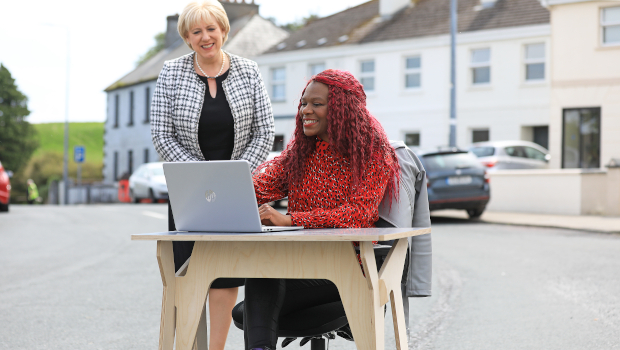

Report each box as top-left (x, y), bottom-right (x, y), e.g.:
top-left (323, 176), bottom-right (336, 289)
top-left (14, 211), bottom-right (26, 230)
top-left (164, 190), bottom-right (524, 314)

top-left (0, 63), bottom-right (38, 175)
top-left (136, 32), bottom-right (166, 66)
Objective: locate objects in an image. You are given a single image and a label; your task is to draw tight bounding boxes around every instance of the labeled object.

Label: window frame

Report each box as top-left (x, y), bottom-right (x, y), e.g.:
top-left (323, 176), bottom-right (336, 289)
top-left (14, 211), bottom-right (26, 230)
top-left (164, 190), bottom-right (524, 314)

top-left (309, 63), bottom-right (326, 77)
top-left (144, 87), bottom-right (151, 124)
top-left (113, 94), bottom-right (119, 128)
top-left (601, 6), bottom-right (620, 46)
top-left (128, 90), bottom-right (134, 127)
top-left (404, 55), bottom-right (422, 90)
top-left (472, 128), bottom-right (490, 143)
top-left (523, 43), bottom-right (546, 82)
top-left (403, 132), bottom-right (420, 147)
top-left (561, 107), bottom-right (601, 169)
top-left (270, 67), bottom-right (286, 102)
top-left (359, 59), bottom-right (376, 93)
top-left (470, 48), bottom-right (491, 86)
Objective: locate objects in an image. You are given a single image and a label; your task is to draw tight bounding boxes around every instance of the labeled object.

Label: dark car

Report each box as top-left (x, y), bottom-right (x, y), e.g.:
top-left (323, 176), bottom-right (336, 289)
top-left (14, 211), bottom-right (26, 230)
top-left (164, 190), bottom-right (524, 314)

top-left (0, 161), bottom-right (12, 212)
top-left (416, 149), bottom-right (490, 219)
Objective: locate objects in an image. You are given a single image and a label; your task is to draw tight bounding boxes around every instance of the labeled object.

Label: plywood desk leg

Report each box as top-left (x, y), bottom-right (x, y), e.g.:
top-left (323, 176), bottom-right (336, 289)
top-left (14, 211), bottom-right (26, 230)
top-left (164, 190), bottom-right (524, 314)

top-left (157, 241), bottom-right (176, 350)
top-left (339, 241), bottom-right (383, 350)
top-left (192, 303), bottom-right (208, 350)
top-left (378, 238), bottom-right (409, 350)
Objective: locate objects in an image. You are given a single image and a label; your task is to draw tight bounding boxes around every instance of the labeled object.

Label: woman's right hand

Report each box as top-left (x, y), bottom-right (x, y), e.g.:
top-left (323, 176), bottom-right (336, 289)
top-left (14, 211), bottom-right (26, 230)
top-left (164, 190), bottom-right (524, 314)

top-left (258, 203), bottom-right (292, 226)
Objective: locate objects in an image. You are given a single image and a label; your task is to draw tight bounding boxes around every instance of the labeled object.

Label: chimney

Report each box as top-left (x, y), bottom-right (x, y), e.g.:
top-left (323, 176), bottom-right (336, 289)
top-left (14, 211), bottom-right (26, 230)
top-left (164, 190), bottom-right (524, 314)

top-left (219, 0), bottom-right (259, 22)
top-left (165, 14), bottom-right (181, 48)
top-left (379, 0), bottom-right (412, 19)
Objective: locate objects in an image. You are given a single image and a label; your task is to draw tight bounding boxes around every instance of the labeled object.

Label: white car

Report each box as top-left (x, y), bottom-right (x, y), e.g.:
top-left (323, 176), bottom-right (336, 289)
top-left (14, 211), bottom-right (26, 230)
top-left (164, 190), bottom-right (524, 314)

top-left (128, 162), bottom-right (168, 203)
top-left (469, 140), bottom-right (551, 171)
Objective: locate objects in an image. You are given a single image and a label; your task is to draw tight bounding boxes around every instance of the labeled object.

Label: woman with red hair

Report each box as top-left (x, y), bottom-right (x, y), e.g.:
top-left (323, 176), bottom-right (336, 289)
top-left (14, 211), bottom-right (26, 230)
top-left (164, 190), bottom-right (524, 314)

top-left (243, 69), bottom-right (400, 350)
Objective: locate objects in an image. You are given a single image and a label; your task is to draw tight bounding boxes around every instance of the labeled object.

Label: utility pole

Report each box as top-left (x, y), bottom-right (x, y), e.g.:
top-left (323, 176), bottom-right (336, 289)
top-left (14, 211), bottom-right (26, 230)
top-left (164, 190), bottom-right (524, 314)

top-left (449, 0), bottom-right (458, 148)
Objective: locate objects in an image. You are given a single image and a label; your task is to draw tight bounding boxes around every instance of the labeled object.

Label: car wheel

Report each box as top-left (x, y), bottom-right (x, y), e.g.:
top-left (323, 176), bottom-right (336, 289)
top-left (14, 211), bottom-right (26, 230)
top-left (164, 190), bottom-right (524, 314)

top-left (467, 208), bottom-right (484, 219)
top-left (0, 202), bottom-right (8, 212)
top-left (130, 190), bottom-right (140, 204)
top-left (149, 189), bottom-right (157, 203)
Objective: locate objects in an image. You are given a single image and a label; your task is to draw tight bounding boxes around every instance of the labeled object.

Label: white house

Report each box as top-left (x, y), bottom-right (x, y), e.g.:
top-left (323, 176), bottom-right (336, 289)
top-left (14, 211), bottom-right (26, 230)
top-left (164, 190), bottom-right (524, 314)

top-left (102, 0), bottom-right (289, 183)
top-left (254, 0), bottom-right (551, 153)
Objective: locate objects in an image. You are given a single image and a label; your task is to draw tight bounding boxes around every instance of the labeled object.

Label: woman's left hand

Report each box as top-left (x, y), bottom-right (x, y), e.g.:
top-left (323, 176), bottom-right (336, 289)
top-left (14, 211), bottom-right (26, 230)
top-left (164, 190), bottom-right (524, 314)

top-left (258, 203), bottom-right (292, 226)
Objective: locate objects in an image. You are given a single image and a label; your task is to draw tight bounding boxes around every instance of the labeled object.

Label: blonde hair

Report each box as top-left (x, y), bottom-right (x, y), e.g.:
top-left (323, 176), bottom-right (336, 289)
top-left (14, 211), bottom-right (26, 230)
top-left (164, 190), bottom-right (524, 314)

top-left (178, 1), bottom-right (230, 49)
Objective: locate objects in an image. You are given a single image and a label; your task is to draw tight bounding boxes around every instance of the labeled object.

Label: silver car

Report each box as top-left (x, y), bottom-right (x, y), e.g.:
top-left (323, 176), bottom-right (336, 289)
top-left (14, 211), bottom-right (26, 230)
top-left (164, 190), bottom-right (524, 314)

top-left (128, 162), bottom-right (168, 203)
top-left (469, 141), bottom-right (551, 171)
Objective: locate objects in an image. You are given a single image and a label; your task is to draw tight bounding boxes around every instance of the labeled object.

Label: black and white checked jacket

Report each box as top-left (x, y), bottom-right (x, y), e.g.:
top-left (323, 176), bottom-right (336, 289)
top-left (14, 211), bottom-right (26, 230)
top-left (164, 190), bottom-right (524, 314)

top-left (151, 51), bottom-right (275, 171)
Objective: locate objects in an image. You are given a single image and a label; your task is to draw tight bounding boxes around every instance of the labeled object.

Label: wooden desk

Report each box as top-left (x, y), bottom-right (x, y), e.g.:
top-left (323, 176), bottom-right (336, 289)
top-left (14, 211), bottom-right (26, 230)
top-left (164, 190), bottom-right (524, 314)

top-left (132, 227), bottom-right (430, 350)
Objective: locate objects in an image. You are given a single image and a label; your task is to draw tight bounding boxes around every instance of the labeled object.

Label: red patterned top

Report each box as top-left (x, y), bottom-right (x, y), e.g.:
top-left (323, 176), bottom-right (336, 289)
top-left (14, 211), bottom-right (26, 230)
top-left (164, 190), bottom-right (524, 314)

top-left (253, 139), bottom-right (392, 228)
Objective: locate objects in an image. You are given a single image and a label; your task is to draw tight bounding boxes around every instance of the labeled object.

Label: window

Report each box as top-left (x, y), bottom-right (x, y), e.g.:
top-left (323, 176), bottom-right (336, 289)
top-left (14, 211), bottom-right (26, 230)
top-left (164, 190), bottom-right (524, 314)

top-left (144, 148), bottom-right (149, 163)
top-left (144, 87), bottom-right (151, 123)
top-left (562, 108), bottom-right (601, 168)
top-left (128, 150), bottom-right (133, 175)
top-left (271, 68), bottom-right (286, 101)
top-left (471, 48), bottom-right (491, 85)
top-left (524, 147), bottom-right (547, 161)
top-left (472, 129), bottom-right (489, 143)
top-left (114, 95), bottom-right (119, 128)
top-left (602, 7), bottom-right (620, 45)
top-left (128, 91), bottom-right (134, 126)
top-left (524, 43), bottom-right (545, 81)
top-left (272, 135), bottom-right (284, 152)
top-left (505, 146), bottom-right (527, 158)
top-left (309, 63), bottom-right (325, 76)
top-left (533, 126), bottom-right (549, 149)
top-left (113, 151), bottom-right (119, 181)
top-left (404, 56), bottom-right (421, 89)
top-left (404, 133), bottom-right (420, 147)
top-left (360, 60), bottom-right (375, 92)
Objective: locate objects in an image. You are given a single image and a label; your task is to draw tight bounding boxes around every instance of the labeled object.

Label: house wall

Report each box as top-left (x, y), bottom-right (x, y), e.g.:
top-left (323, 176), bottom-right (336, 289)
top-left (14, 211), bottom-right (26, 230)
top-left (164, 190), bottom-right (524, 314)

top-left (103, 81), bottom-right (158, 183)
top-left (548, 0), bottom-right (620, 169)
top-left (486, 169), bottom-right (611, 215)
top-left (256, 25), bottom-right (551, 151)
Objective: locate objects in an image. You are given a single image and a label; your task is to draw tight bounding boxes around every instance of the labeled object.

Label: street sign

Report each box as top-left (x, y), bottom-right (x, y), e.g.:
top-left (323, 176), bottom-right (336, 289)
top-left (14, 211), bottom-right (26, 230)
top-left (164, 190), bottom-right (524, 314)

top-left (74, 146), bottom-right (85, 163)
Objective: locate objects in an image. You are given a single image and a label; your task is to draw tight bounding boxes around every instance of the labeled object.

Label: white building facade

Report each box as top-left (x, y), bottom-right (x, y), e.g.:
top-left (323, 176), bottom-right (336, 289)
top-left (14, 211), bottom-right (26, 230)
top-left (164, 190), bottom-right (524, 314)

top-left (255, 0), bottom-right (552, 153)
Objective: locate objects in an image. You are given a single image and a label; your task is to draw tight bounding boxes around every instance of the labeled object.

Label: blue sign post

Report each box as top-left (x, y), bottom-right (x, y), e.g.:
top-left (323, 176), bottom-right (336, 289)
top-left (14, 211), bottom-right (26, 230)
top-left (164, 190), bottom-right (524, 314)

top-left (74, 146), bottom-right (85, 186)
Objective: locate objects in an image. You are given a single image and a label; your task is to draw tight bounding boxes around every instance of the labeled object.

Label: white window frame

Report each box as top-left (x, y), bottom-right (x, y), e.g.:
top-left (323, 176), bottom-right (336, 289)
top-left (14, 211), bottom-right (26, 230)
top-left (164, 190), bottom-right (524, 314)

top-left (523, 43), bottom-right (546, 82)
top-left (601, 6), bottom-right (620, 46)
top-left (470, 48), bottom-right (491, 86)
top-left (404, 56), bottom-right (421, 90)
top-left (309, 63), bottom-right (326, 76)
top-left (403, 131), bottom-right (421, 147)
top-left (271, 67), bottom-right (286, 102)
top-left (359, 59), bottom-right (376, 93)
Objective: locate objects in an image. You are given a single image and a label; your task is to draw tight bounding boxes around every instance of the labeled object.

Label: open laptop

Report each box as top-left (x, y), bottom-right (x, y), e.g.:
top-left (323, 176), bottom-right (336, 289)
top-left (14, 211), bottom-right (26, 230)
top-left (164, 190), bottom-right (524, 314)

top-left (163, 160), bottom-right (304, 233)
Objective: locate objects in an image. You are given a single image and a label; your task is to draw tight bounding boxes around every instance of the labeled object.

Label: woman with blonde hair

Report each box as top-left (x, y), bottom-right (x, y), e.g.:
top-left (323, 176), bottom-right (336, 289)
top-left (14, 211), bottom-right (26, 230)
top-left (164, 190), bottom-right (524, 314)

top-left (151, 1), bottom-right (275, 348)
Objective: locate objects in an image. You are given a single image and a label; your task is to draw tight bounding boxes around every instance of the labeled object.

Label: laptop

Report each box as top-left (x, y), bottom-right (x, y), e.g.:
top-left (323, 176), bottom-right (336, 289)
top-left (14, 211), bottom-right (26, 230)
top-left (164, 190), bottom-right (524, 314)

top-left (163, 160), bottom-right (304, 233)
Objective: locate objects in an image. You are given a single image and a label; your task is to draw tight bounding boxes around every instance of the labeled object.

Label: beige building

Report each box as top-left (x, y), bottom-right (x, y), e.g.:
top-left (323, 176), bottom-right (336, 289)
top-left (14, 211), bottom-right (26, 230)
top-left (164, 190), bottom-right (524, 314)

top-left (487, 0), bottom-right (620, 216)
top-left (546, 0), bottom-right (620, 169)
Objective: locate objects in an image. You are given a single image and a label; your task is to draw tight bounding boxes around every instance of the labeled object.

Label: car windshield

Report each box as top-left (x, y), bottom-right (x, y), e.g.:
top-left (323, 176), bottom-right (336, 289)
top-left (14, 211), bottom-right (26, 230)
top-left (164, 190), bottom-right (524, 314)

top-left (470, 147), bottom-right (495, 157)
top-left (150, 167), bottom-right (164, 176)
top-left (422, 152), bottom-right (481, 171)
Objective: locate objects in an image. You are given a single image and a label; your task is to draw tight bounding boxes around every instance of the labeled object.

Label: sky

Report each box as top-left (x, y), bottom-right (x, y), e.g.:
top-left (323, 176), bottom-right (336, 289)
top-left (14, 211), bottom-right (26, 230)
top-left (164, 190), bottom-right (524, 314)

top-left (0, 0), bottom-right (368, 124)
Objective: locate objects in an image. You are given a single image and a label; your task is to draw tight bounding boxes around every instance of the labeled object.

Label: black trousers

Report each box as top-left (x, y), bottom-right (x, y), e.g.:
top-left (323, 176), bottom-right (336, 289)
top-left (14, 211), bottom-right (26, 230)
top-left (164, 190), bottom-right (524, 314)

top-left (244, 278), bottom-right (341, 350)
top-left (168, 202), bottom-right (244, 288)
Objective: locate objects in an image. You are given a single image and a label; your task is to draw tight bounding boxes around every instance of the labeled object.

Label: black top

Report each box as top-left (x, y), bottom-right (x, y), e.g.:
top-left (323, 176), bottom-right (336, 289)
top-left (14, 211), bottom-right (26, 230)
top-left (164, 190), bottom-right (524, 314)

top-left (197, 70), bottom-right (235, 161)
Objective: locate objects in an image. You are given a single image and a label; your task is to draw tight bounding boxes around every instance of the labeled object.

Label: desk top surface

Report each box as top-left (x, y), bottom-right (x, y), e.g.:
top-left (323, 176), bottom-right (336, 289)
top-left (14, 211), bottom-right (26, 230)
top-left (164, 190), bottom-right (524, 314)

top-left (131, 227), bottom-right (430, 242)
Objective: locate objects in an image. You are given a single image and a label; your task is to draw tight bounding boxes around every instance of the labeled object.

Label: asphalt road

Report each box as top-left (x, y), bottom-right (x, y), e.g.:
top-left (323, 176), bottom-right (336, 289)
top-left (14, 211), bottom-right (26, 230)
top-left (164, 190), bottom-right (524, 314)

top-left (0, 205), bottom-right (618, 350)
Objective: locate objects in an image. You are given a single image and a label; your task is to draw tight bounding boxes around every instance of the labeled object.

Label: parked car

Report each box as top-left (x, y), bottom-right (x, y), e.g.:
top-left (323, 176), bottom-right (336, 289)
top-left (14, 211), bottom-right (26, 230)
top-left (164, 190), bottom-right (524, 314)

top-left (129, 162), bottom-right (168, 203)
top-left (469, 140), bottom-right (550, 170)
top-left (416, 149), bottom-right (490, 219)
top-left (0, 161), bottom-right (12, 212)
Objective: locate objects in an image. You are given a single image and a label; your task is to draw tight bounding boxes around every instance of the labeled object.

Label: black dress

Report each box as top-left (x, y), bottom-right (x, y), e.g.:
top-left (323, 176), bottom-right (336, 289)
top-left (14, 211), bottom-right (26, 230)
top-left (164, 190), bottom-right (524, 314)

top-left (168, 70), bottom-right (244, 289)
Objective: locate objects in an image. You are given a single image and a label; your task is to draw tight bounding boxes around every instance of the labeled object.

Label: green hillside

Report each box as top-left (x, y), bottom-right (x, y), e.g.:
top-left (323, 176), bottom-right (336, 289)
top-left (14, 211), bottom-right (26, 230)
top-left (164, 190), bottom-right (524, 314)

top-left (33, 122), bottom-right (104, 163)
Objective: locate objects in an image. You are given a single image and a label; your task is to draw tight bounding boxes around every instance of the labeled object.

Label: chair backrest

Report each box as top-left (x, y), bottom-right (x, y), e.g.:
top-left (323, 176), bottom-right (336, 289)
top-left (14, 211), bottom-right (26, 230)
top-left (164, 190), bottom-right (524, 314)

top-left (378, 140), bottom-right (432, 298)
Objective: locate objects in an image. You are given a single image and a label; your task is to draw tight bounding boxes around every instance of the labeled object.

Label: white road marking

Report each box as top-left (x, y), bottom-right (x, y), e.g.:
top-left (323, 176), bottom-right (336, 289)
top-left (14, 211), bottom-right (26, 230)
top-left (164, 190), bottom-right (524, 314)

top-left (142, 211), bottom-right (167, 220)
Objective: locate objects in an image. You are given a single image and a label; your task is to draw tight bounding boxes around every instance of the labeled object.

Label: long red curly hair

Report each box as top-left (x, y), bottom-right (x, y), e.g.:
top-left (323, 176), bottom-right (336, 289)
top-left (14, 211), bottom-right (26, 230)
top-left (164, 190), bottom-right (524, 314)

top-left (257, 69), bottom-right (400, 201)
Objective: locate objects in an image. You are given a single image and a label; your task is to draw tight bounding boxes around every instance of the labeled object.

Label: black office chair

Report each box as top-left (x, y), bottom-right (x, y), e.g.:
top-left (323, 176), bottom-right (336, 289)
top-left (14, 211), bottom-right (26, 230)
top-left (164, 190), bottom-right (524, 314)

top-left (232, 242), bottom-right (405, 350)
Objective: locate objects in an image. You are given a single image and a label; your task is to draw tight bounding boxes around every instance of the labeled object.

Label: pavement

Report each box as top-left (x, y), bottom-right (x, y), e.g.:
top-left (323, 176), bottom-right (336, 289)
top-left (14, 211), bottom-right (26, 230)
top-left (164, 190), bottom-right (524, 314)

top-left (431, 210), bottom-right (620, 234)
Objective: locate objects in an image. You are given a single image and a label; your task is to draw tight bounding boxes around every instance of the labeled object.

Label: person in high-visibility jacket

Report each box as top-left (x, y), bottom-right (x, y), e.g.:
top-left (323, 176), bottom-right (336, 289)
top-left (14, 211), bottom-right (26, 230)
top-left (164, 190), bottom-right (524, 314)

top-left (27, 179), bottom-right (39, 205)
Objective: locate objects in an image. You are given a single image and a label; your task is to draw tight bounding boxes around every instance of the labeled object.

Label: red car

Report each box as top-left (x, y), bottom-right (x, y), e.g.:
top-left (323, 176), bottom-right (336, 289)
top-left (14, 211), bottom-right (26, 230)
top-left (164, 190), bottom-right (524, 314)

top-left (0, 161), bottom-right (11, 212)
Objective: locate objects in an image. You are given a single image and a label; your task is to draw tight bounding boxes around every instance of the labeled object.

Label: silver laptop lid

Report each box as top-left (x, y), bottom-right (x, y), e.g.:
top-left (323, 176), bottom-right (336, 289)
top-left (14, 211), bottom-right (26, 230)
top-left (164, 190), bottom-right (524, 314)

top-left (163, 160), bottom-right (263, 232)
